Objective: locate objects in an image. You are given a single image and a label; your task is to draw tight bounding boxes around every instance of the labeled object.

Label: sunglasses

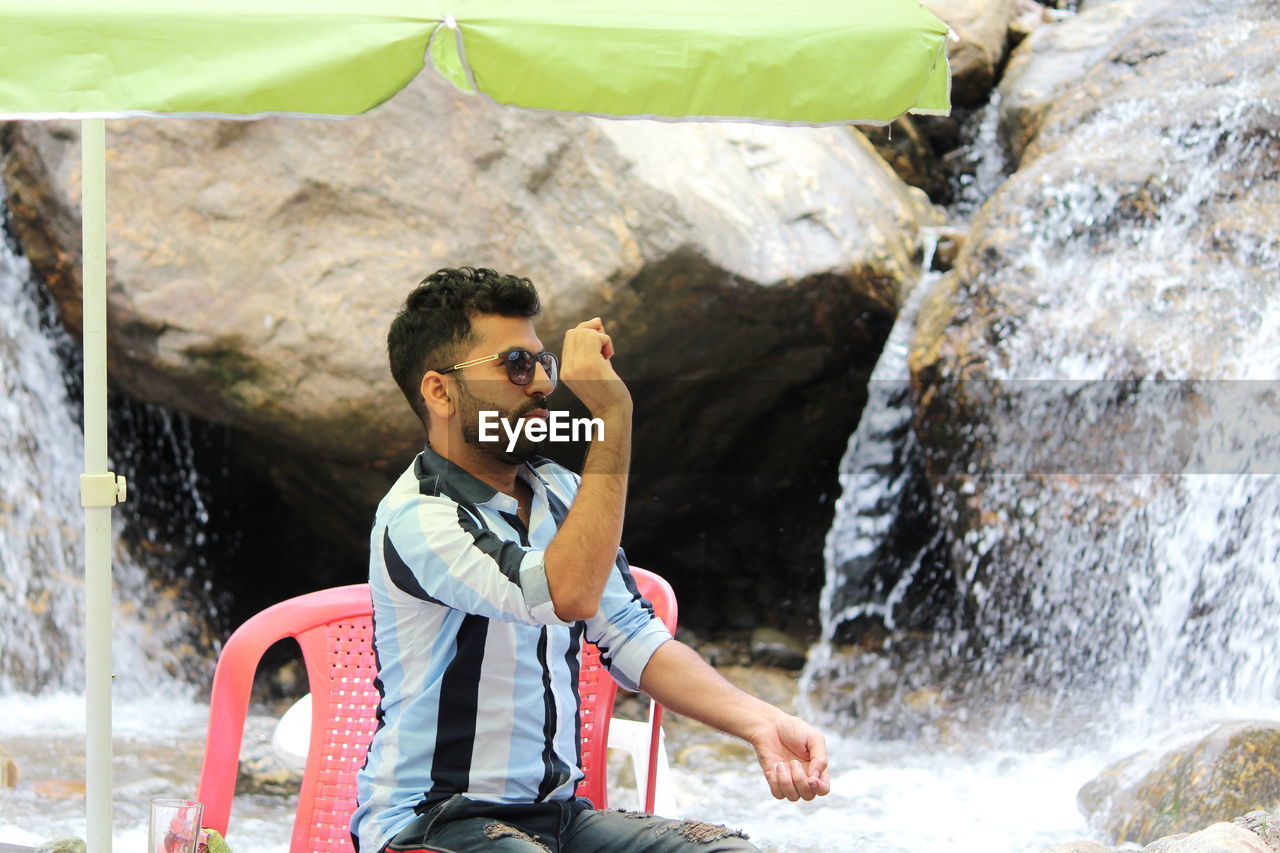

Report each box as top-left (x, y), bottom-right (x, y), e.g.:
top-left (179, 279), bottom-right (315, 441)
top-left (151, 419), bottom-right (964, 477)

top-left (438, 348), bottom-right (559, 388)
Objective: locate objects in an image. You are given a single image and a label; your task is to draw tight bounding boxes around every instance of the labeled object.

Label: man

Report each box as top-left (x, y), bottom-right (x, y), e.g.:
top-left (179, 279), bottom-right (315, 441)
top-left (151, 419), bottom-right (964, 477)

top-left (352, 267), bottom-right (830, 853)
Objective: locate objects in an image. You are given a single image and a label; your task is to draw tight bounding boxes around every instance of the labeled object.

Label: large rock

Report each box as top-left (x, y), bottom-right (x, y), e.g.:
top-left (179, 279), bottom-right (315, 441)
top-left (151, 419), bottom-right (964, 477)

top-left (1079, 723), bottom-right (1280, 845)
top-left (1144, 823), bottom-right (1274, 853)
top-left (922, 0), bottom-right (1021, 106)
top-left (998, 0), bottom-right (1152, 164)
top-left (1045, 820), bottom-right (1280, 853)
top-left (1235, 811), bottom-right (1280, 853)
top-left (906, 0), bottom-right (1280, 696)
top-left (1, 70), bottom-right (939, 632)
top-left (235, 715), bottom-right (304, 798)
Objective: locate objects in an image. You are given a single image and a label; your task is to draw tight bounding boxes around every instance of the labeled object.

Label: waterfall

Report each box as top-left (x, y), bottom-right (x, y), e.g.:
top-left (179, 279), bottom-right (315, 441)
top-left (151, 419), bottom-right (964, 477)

top-left (0, 216), bottom-right (86, 692)
top-left (0, 220), bottom-right (209, 697)
top-left (806, 69), bottom-right (1280, 740)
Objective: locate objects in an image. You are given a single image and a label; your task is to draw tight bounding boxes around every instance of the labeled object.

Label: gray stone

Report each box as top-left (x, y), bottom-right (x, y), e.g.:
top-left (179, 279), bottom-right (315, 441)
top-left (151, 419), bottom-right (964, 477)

top-left (1008, 0), bottom-right (1057, 48)
top-left (1235, 811), bottom-right (1280, 853)
top-left (1149, 823), bottom-right (1274, 853)
top-left (1144, 836), bottom-right (1193, 853)
top-left (1041, 842), bottom-right (1114, 853)
top-left (748, 627), bottom-right (809, 670)
top-left (235, 714), bottom-right (302, 797)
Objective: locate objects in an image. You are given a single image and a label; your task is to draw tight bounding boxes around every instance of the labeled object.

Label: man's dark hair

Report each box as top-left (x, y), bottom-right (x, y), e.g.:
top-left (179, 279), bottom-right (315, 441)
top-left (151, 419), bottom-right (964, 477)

top-left (388, 266), bottom-right (541, 423)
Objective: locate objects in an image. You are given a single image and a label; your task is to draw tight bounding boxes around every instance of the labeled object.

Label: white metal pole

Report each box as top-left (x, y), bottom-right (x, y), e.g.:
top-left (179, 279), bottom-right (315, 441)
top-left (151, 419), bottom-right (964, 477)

top-left (80, 117), bottom-right (118, 853)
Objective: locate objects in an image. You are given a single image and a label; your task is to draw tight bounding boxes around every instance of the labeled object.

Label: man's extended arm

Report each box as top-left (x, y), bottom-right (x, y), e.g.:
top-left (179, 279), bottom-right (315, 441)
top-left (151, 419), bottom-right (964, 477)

top-left (544, 319), bottom-right (830, 799)
top-left (639, 640), bottom-right (831, 802)
top-left (542, 318), bottom-right (633, 621)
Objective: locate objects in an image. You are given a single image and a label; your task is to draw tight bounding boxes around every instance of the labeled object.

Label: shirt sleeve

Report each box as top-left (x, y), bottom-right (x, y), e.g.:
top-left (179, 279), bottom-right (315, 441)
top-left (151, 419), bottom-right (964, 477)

top-left (379, 493), bottom-right (573, 627)
top-left (583, 556), bottom-right (673, 692)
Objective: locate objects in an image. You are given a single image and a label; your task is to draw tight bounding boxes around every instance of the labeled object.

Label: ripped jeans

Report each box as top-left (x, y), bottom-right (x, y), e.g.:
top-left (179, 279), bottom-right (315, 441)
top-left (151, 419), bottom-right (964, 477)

top-left (383, 795), bottom-right (760, 853)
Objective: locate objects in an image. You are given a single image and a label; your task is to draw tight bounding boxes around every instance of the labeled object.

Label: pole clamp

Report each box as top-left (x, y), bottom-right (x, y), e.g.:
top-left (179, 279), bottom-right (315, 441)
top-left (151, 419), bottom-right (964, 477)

top-left (80, 473), bottom-right (128, 507)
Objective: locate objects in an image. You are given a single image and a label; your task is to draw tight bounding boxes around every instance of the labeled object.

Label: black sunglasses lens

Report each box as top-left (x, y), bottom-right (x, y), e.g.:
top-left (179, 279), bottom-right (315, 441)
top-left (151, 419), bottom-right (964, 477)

top-left (504, 350), bottom-right (536, 385)
top-left (502, 350), bottom-right (558, 387)
top-left (539, 353), bottom-right (558, 387)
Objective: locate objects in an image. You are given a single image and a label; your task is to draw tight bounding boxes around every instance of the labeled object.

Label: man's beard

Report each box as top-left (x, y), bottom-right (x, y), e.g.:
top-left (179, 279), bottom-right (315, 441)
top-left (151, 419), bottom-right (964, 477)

top-left (455, 377), bottom-right (548, 465)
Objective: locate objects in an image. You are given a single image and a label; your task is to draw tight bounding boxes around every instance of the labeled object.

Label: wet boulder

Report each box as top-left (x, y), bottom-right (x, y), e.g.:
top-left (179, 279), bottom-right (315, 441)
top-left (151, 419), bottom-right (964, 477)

top-left (1007, 0), bottom-right (1056, 49)
top-left (234, 714), bottom-right (303, 798)
top-left (1042, 809), bottom-right (1280, 853)
top-left (997, 0), bottom-right (1151, 165)
top-left (906, 0), bottom-right (1280, 693)
top-left (1078, 723), bottom-right (1280, 846)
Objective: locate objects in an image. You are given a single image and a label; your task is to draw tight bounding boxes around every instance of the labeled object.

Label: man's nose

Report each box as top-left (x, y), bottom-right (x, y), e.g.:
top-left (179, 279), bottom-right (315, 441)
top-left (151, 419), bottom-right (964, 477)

top-left (528, 360), bottom-right (555, 396)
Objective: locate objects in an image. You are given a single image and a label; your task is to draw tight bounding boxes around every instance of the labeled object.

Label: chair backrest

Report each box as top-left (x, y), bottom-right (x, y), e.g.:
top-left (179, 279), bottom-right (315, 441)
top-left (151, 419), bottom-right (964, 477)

top-left (196, 584), bottom-right (379, 853)
top-left (196, 567), bottom-right (677, 853)
top-left (575, 568), bottom-right (677, 809)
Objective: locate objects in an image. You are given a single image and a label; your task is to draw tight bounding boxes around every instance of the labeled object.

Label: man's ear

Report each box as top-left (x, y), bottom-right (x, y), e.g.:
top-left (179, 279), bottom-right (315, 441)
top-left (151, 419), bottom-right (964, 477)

top-left (420, 371), bottom-right (453, 420)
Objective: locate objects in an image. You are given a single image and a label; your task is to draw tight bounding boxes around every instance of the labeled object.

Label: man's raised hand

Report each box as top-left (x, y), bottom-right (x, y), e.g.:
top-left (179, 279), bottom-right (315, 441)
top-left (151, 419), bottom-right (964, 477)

top-left (560, 318), bottom-right (631, 417)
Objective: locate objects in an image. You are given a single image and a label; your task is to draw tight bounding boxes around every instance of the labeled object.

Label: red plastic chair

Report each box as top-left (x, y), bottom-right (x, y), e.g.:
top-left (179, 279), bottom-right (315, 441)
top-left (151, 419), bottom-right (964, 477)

top-left (195, 567), bottom-right (678, 853)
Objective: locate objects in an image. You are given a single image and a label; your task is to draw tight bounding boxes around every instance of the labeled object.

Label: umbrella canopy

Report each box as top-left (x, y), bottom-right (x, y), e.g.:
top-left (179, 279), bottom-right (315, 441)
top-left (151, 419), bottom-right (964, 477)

top-left (0, 2), bottom-right (950, 850)
top-left (1, 0), bottom-right (950, 123)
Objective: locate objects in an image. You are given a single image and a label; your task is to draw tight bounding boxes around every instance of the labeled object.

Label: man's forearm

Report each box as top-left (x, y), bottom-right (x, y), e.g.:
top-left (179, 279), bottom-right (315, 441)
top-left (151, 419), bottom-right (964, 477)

top-left (638, 640), bottom-right (779, 741)
top-left (639, 639), bottom-right (831, 801)
top-left (543, 403), bottom-right (632, 620)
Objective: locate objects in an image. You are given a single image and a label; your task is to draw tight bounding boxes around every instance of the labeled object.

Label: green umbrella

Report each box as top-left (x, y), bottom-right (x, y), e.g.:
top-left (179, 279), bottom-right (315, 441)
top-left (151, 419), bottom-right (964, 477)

top-left (2, 0), bottom-right (949, 121)
top-left (0, 2), bottom-right (950, 850)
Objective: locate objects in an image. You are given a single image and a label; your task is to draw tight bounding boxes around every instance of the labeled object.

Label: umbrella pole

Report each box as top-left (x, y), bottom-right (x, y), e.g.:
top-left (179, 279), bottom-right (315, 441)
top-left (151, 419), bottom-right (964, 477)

top-left (80, 117), bottom-right (120, 853)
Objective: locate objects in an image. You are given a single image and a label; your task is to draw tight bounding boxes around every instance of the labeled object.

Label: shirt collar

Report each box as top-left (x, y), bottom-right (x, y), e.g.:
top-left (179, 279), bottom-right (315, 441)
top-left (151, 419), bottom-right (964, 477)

top-left (417, 442), bottom-right (551, 513)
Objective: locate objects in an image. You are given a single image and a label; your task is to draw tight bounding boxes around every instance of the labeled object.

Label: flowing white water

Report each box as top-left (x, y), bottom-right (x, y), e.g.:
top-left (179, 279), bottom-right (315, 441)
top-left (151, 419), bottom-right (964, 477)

top-left (933, 53), bottom-right (1280, 725)
top-left (0, 224), bottom-right (205, 697)
top-left (0, 226), bottom-right (218, 846)
top-left (797, 12), bottom-right (1280, 851)
top-left (0, 222), bottom-right (86, 693)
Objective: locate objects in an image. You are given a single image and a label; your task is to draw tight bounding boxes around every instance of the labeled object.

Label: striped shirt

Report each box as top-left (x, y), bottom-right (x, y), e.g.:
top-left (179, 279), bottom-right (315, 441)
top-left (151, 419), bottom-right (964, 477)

top-left (351, 445), bottom-right (672, 853)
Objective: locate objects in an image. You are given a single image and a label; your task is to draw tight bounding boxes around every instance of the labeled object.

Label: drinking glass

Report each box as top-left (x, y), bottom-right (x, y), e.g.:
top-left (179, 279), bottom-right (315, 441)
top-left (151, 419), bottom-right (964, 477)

top-left (147, 798), bottom-right (204, 853)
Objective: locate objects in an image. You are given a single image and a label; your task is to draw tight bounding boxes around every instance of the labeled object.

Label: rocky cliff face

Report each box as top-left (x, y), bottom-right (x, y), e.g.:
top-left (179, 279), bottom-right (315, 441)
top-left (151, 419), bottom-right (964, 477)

top-left (907, 0), bottom-right (1279, 699)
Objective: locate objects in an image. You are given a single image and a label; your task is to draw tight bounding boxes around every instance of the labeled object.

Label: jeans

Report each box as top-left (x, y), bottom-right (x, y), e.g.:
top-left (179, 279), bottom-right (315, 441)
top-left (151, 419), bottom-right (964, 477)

top-left (384, 795), bottom-right (761, 853)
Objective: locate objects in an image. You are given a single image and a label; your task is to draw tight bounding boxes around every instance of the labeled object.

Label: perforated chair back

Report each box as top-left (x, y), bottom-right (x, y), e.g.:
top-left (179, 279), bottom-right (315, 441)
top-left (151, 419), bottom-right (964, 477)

top-left (196, 584), bottom-right (380, 853)
top-left (195, 567), bottom-right (677, 852)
